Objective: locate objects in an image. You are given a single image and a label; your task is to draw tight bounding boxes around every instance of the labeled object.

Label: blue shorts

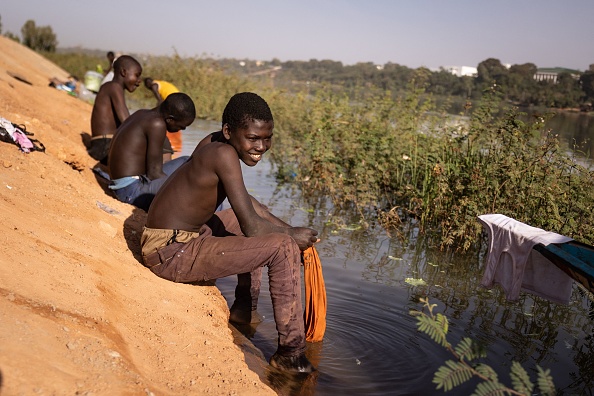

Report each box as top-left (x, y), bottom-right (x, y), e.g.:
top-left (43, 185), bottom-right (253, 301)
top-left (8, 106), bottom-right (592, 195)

top-left (111, 156), bottom-right (188, 211)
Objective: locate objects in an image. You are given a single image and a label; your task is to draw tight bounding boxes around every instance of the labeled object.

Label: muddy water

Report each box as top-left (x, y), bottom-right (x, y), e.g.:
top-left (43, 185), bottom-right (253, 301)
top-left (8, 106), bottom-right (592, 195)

top-left (181, 120), bottom-right (593, 396)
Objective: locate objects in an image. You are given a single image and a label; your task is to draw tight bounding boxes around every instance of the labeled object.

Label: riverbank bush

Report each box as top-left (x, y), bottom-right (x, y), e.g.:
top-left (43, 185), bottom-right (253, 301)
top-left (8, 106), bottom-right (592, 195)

top-left (134, 54), bottom-right (255, 119)
top-left (268, 83), bottom-right (594, 250)
top-left (49, 52), bottom-right (594, 250)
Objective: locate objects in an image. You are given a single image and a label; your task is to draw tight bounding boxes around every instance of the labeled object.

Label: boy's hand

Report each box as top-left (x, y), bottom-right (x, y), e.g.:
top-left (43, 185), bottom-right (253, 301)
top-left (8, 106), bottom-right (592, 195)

top-left (288, 227), bottom-right (319, 251)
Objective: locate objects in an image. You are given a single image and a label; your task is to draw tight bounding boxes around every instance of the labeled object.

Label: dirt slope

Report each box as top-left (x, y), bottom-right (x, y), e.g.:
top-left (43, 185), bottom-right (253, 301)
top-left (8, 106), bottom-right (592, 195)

top-left (0, 36), bottom-right (275, 396)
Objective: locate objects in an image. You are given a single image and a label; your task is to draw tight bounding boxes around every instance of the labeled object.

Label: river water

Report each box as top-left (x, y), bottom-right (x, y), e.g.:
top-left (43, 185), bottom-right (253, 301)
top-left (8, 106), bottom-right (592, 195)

top-left (181, 118), bottom-right (593, 396)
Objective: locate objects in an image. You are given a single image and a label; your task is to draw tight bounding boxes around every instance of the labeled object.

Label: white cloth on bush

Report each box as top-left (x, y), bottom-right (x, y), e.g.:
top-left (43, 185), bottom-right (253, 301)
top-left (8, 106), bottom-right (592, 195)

top-left (478, 214), bottom-right (574, 304)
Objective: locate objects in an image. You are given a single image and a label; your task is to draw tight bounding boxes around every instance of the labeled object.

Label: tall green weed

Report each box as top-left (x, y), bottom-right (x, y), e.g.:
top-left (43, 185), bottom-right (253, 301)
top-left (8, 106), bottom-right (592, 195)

top-left (268, 84), bottom-right (594, 250)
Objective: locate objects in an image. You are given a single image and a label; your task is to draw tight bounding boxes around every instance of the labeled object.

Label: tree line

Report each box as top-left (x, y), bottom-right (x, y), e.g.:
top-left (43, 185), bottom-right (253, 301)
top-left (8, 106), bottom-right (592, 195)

top-left (3, 16), bottom-right (593, 111)
top-left (225, 57), bottom-right (594, 111)
top-left (1, 16), bottom-right (58, 52)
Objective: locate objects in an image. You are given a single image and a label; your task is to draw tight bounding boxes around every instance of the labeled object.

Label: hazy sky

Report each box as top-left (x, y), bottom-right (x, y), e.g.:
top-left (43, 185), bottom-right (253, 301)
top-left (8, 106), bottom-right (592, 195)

top-left (2, 0), bottom-right (593, 71)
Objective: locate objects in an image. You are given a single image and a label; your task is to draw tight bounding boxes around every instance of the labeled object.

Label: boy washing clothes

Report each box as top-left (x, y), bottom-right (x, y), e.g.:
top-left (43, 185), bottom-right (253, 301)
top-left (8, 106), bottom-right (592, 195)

top-left (144, 77), bottom-right (183, 158)
top-left (108, 92), bottom-right (195, 212)
top-left (89, 55), bottom-right (142, 164)
top-left (141, 92), bottom-right (319, 373)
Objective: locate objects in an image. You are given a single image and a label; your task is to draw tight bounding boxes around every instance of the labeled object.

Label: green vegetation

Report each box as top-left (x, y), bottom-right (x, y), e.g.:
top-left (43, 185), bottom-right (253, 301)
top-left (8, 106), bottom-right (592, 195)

top-left (44, 48), bottom-right (594, 251)
top-left (136, 54), bottom-right (255, 119)
top-left (269, 82), bottom-right (594, 250)
top-left (411, 297), bottom-right (556, 395)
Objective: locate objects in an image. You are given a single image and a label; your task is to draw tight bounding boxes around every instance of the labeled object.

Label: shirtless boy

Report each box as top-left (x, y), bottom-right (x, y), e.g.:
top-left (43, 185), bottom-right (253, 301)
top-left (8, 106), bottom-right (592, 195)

top-left (142, 92), bottom-right (318, 373)
top-left (144, 77), bottom-right (183, 158)
top-left (108, 92), bottom-right (195, 211)
top-left (89, 55), bottom-right (142, 164)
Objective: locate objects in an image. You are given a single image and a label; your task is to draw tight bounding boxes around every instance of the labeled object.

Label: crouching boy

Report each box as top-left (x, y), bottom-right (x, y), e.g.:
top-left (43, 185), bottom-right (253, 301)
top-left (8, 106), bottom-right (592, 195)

top-left (141, 92), bottom-right (318, 373)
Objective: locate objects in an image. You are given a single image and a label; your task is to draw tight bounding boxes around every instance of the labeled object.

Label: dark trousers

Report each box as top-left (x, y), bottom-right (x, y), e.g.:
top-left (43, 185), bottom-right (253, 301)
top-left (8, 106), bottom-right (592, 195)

top-left (143, 209), bottom-right (306, 356)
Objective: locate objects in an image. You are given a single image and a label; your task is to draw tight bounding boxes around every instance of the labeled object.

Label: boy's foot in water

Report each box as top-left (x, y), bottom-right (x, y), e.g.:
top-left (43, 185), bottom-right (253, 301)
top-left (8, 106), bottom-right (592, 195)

top-left (229, 305), bottom-right (263, 325)
top-left (269, 352), bottom-right (316, 374)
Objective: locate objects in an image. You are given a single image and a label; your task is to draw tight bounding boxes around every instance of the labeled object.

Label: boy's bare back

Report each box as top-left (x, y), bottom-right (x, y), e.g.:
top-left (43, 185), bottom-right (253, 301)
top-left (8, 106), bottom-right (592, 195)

top-left (109, 109), bottom-right (168, 180)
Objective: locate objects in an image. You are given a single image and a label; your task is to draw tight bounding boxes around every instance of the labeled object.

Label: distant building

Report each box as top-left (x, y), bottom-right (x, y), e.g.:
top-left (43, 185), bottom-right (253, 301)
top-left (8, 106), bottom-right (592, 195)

top-left (445, 66), bottom-right (478, 77)
top-left (534, 67), bottom-right (581, 83)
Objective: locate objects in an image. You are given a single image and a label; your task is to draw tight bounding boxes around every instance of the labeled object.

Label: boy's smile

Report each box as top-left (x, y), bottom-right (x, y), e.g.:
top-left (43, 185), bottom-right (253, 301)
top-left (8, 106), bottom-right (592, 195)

top-left (224, 119), bottom-right (273, 166)
top-left (124, 64), bottom-right (142, 93)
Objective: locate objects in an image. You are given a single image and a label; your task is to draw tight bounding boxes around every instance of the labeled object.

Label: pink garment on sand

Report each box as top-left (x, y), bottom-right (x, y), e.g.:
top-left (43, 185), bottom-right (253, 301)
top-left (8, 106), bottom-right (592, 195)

top-left (12, 129), bottom-right (34, 152)
top-left (478, 214), bottom-right (574, 304)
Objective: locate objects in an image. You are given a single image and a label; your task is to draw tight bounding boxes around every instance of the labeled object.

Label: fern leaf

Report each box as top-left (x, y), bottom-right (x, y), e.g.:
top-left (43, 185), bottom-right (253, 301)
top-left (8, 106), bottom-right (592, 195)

top-left (454, 337), bottom-right (486, 361)
top-left (510, 361), bottom-right (533, 394)
top-left (416, 315), bottom-right (448, 347)
top-left (472, 380), bottom-right (508, 396)
top-left (536, 366), bottom-right (556, 396)
top-left (436, 313), bottom-right (449, 334)
top-left (455, 337), bottom-right (474, 360)
top-left (433, 360), bottom-right (473, 391)
top-left (474, 363), bottom-right (498, 382)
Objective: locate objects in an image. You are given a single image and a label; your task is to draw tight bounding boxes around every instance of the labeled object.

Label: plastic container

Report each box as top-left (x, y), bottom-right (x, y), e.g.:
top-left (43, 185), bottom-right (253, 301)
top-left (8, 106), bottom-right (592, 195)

top-left (84, 71), bottom-right (103, 93)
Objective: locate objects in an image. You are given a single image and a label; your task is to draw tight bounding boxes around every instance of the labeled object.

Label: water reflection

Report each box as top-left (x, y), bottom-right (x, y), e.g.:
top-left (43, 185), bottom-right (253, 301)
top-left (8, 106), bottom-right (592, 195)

top-left (184, 120), bottom-right (593, 395)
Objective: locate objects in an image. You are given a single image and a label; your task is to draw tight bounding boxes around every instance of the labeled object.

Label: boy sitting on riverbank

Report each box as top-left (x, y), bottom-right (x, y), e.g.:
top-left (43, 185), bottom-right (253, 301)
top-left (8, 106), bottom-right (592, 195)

top-left (108, 92), bottom-right (195, 211)
top-left (89, 55), bottom-right (142, 164)
top-left (141, 92), bottom-right (319, 373)
top-left (144, 77), bottom-right (183, 159)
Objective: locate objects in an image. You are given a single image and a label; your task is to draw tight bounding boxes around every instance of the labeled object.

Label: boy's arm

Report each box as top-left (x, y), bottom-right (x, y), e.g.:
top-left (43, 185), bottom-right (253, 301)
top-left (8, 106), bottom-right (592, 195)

top-left (109, 84), bottom-right (131, 124)
top-left (250, 194), bottom-right (319, 249)
top-left (250, 195), bottom-right (289, 227)
top-left (215, 146), bottom-right (318, 249)
top-left (145, 122), bottom-right (166, 180)
top-left (149, 83), bottom-right (162, 104)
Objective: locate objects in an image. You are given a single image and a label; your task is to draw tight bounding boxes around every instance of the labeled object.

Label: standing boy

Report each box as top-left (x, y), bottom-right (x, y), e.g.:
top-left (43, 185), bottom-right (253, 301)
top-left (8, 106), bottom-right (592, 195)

top-left (89, 55), bottom-right (142, 164)
top-left (141, 92), bottom-right (318, 373)
top-left (108, 92), bottom-right (195, 211)
top-left (144, 77), bottom-right (183, 157)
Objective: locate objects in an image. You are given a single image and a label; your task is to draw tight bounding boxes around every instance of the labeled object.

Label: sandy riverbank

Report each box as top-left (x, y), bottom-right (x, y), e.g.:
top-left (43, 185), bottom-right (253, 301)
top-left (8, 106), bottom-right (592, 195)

top-left (0, 36), bottom-right (275, 395)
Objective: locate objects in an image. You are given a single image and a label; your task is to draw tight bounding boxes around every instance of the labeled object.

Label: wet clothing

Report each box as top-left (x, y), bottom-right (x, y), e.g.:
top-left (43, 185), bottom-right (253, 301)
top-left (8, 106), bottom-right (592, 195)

top-left (303, 246), bottom-right (327, 342)
top-left (478, 214), bottom-right (573, 304)
top-left (141, 208), bottom-right (306, 357)
top-left (109, 156), bottom-right (189, 212)
top-left (87, 134), bottom-right (112, 164)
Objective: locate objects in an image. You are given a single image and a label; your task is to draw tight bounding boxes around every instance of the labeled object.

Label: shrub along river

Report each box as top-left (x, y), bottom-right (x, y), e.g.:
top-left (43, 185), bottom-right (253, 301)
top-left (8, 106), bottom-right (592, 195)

top-left (180, 117), bottom-right (593, 396)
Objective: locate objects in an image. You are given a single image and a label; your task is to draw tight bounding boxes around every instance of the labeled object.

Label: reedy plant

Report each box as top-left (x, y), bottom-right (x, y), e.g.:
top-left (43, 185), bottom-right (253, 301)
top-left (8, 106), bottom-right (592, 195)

top-left (269, 82), bottom-right (594, 251)
top-left (411, 297), bottom-right (556, 396)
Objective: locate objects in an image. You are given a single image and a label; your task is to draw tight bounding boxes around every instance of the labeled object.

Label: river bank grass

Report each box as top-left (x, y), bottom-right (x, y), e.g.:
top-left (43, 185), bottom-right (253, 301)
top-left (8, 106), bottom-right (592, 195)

top-left (48, 52), bottom-right (594, 251)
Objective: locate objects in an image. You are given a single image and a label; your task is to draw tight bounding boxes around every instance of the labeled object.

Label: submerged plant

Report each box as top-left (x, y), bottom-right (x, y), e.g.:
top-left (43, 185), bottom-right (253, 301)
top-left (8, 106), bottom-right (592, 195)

top-left (411, 297), bottom-right (556, 396)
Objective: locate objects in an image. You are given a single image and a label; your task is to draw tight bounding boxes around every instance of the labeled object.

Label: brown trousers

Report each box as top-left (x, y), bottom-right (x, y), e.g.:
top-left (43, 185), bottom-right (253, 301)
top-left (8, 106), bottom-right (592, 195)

top-left (142, 209), bottom-right (306, 356)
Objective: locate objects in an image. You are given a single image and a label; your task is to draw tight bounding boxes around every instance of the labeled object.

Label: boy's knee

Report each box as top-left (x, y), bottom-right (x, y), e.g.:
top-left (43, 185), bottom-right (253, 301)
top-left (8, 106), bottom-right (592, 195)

top-left (270, 232), bottom-right (298, 248)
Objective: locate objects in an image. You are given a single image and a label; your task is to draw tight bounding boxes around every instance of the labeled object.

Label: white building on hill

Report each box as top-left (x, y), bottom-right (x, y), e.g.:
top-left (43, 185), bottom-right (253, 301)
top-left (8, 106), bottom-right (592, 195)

top-left (445, 66), bottom-right (478, 77)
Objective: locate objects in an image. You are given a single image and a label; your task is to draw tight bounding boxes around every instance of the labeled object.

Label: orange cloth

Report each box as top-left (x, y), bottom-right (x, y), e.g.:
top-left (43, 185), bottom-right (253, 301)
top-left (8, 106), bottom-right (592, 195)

top-left (166, 131), bottom-right (183, 156)
top-left (303, 246), bottom-right (327, 342)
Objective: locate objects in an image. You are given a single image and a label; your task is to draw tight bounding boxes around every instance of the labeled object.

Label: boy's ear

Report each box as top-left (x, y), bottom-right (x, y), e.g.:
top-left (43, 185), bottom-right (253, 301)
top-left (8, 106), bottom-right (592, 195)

top-left (222, 123), bottom-right (231, 140)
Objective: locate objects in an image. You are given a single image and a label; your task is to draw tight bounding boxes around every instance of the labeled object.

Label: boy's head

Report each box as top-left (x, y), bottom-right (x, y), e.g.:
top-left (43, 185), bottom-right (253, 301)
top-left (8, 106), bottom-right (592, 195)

top-left (107, 51), bottom-right (115, 63)
top-left (160, 92), bottom-right (196, 132)
top-left (113, 55), bottom-right (142, 92)
top-left (222, 92), bottom-right (273, 132)
top-left (144, 77), bottom-right (154, 89)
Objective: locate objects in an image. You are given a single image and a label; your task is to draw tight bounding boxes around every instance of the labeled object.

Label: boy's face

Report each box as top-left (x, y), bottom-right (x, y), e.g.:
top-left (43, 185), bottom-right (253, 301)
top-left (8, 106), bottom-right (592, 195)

top-left (223, 119), bottom-right (273, 167)
top-left (166, 116), bottom-right (194, 133)
top-left (123, 64), bottom-right (142, 93)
